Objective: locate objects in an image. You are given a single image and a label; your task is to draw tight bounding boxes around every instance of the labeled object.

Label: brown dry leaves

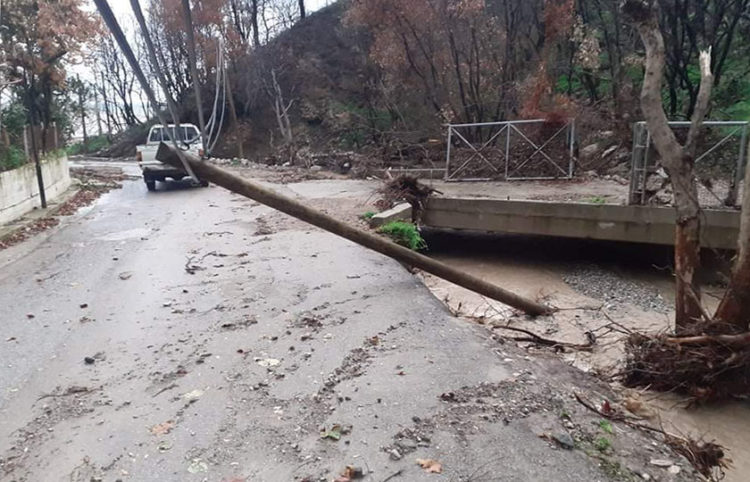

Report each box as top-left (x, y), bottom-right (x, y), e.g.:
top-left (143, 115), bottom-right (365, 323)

top-left (416, 458), bottom-right (443, 474)
top-left (150, 420), bottom-right (175, 435)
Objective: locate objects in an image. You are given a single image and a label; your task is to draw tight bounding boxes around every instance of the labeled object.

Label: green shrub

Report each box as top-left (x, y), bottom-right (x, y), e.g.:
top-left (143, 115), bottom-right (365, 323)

top-left (360, 211), bottom-right (376, 220)
top-left (377, 221), bottom-right (427, 251)
top-left (66, 134), bottom-right (110, 155)
top-left (0, 146), bottom-right (27, 172)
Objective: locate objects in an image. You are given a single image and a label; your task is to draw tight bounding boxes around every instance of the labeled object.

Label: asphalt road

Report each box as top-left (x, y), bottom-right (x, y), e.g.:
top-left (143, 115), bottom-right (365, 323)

top-left (0, 160), bottom-right (691, 481)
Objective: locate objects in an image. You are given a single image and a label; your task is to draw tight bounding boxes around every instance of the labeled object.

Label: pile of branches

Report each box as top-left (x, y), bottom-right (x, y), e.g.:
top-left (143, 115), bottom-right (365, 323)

top-left (622, 321), bottom-right (750, 402)
top-left (378, 175), bottom-right (440, 222)
top-left (665, 434), bottom-right (727, 479)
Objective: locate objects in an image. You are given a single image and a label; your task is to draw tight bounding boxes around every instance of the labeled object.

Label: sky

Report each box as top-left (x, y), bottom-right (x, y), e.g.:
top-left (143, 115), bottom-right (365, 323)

top-left (99, 0), bottom-right (331, 20)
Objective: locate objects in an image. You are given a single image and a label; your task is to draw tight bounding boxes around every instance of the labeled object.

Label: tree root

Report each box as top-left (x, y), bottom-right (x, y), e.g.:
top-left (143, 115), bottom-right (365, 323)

top-left (621, 322), bottom-right (750, 402)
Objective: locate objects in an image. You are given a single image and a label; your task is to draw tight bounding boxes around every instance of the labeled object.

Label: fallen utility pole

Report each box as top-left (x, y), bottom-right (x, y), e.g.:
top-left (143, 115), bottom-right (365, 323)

top-left (156, 143), bottom-right (552, 316)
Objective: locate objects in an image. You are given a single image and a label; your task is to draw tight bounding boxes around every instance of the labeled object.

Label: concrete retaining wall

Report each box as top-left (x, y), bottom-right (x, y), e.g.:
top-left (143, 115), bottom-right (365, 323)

top-left (424, 197), bottom-right (741, 250)
top-left (0, 155), bottom-right (71, 224)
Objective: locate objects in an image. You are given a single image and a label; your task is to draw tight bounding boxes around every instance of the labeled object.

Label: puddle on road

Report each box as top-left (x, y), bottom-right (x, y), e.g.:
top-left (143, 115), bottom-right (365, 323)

top-left (420, 230), bottom-right (750, 482)
top-left (97, 228), bottom-right (151, 242)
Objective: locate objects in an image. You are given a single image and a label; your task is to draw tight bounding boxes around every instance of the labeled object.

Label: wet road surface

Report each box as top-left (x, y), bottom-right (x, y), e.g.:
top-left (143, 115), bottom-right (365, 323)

top-left (0, 160), bottom-right (695, 481)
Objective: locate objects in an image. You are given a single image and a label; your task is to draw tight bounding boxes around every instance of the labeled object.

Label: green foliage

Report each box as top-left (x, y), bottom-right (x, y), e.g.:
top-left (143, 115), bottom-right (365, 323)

top-left (331, 101), bottom-right (395, 149)
top-left (360, 211), bottom-right (376, 220)
top-left (584, 196), bottom-right (607, 205)
top-left (1, 101), bottom-right (27, 141)
top-left (377, 221), bottom-right (427, 251)
top-left (0, 146), bottom-right (27, 172)
top-left (66, 135), bottom-right (110, 155)
top-left (594, 436), bottom-right (612, 453)
top-left (598, 420), bottom-right (614, 434)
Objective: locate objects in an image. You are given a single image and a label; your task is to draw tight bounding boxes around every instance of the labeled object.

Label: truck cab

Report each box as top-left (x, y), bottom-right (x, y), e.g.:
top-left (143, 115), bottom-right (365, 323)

top-left (136, 124), bottom-right (207, 191)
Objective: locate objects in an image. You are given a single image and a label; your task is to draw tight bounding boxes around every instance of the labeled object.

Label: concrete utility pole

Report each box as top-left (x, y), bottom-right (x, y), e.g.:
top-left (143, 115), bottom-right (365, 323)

top-left (157, 144), bottom-right (553, 317)
top-left (180, 0), bottom-right (207, 153)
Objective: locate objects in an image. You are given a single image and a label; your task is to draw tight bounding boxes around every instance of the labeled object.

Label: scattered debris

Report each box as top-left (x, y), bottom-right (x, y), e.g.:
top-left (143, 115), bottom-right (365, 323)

top-left (333, 465), bottom-right (364, 482)
top-left (622, 325), bottom-right (750, 402)
top-left (378, 175), bottom-right (440, 223)
top-left (118, 272), bottom-right (133, 280)
top-left (84, 357), bottom-right (96, 365)
top-left (186, 459), bottom-right (208, 474)
top-left (416, 458), bottom-right (443, 474)
top-left (150, 420), bottom-right (175, 435)
top-left (256, 358), bottom-right (280, 368)
top-left (183, 389), bottom-right (204, 402)
top-left (0, 218), bottom-right (60, 251)
top-left (320, 424), bottom-right (350, 441)
top-left (552, 432), bottom-right (576, 450)
top-left (574, 392), bottom-right (727, 477)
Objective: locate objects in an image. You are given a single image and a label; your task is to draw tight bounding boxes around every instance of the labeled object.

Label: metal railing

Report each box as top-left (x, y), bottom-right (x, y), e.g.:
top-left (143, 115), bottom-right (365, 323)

top-left (444, 119), bottom-right (576, 181)
top-left (629, 120), bottom-right (749, 206)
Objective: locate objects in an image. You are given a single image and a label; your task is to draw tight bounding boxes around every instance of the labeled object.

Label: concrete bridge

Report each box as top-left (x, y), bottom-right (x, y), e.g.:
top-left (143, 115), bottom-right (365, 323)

top-left (374, 198), bottom-right (741, 250)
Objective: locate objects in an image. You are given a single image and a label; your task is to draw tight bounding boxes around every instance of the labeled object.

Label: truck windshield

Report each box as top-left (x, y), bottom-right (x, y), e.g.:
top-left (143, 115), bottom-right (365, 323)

top-left (149, 126), bottom-right (200, 143)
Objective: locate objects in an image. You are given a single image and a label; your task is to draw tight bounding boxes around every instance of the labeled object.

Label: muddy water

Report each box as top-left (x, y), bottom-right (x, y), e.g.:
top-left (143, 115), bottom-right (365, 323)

top-left (421, 230), bottom-right (750, 481)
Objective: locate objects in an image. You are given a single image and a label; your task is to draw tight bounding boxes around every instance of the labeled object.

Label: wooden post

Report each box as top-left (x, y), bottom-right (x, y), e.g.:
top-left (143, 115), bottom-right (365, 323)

top-left (156, 143), bottom-right (552, 317)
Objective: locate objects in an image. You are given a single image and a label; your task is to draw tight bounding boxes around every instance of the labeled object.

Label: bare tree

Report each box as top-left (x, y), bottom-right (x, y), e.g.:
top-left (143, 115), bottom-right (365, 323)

top-left (96, 34), bottom-right (144, 126)
top-left (267, 68), bottom-right (293, 144)
top-left (623, 0), bottom-right (714, 332)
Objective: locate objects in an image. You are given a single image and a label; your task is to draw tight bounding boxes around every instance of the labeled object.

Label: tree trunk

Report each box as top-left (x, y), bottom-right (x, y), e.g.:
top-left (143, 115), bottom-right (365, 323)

top-left (180, 0), bottom-right (207, 151)
top-left (251, 0), bottom-right (260, 48)
top-left (78, 85), bottom-right (88, 152)
top-left (623, 0), bottom-right (713, 333)
top-left (298, 0), bottom-right (305, 19)
top-left (224, 69), bottom-right (243, 159)
top-left (714, 137), bottom-right (750, 329)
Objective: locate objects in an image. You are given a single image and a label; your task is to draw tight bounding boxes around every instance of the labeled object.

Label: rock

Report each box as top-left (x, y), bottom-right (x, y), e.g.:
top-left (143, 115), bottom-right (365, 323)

top-left (581, 144), bottom-right (601, 160)
top-left (611, 174), bottom-right (628, 185)
top-left (552, 432), bottom-right (575, 450)
top-left (84, 356), bottom-right (96, 365)
top-left (602, 145), bottom-right (618, 158)
top-left (395, 438), bottom-right (418, 451)
top-left (310, 165), bottom-right (323, 172)
top-left (389, 448), bottom-right (403, 460)
top-left (645, 174), bottom-right (667, 192)
top-left (183, 389), bottom-right (204, 402)
top-left (640, 473), bottom-right (651, 480)
top-left (599, 131), bottom-right (616, 139)
top-left (667, 465), bottom-right (681, 475)
top-left (649, 458), bottom-right (673, 467)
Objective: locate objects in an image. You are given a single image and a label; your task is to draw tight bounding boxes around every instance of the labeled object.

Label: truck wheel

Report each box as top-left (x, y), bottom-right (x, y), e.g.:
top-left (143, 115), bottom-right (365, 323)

top-left (146, 179), bottom-right (156, 192)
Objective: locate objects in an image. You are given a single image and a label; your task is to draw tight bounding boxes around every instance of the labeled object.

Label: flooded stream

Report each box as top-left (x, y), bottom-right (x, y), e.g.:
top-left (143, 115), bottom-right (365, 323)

top-left (421, 230), bottom-right (750, 481)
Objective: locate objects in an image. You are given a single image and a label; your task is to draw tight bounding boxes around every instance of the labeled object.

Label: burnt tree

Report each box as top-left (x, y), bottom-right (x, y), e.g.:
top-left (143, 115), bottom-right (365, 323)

top-left (623, 0), bottom-right (713, 333)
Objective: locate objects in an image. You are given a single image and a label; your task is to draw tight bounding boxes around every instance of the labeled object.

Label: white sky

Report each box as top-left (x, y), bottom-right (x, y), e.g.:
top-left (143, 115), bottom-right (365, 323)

top-left (101, 0), bottom-right (332, 20)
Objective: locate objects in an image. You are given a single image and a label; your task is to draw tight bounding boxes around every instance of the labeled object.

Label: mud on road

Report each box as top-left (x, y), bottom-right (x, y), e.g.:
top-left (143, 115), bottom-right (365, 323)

top-left (0, 160), bottom-right (701, 481)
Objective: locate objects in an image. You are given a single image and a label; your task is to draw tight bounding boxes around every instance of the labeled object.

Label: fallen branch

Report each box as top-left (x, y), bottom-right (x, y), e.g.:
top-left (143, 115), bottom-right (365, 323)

top-left (574, 392), bottom-right (727, 479)
top-left (157, 144), bottom-right (553, 316)
top-left (664, 331), bottom-right (750, 347)
top-left (495, 325), bottom-right (593, 352)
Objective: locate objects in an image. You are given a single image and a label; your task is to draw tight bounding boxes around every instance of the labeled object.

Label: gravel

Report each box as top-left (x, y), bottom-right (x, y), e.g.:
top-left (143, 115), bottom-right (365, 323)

top-left (563, 264), bottom-right (670, 313)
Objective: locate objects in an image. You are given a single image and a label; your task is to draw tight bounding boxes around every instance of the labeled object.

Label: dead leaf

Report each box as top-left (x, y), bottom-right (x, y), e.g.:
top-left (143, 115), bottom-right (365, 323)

top-left (416, 458), bottom-right (443, 473)
top-left (150, 420), bottom-right (175, 435)
top-left (333, 465), bottom-right (363, 482)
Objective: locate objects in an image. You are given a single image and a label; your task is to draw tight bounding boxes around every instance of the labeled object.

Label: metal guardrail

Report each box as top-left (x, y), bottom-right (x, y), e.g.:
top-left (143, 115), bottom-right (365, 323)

top-left (444, 119), bottom-right (576, 181)
top-left (629, 120), bottom-right (749, 206)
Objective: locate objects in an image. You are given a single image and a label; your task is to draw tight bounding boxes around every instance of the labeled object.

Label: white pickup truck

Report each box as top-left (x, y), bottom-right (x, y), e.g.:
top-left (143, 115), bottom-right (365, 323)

top-left (136, 124), bottom-right (208, 191)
